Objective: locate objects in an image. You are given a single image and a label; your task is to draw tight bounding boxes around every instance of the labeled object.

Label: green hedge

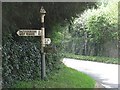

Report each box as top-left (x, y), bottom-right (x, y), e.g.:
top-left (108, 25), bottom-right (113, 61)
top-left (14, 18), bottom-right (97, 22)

top-left (2, 36), bottom-right (62, 87)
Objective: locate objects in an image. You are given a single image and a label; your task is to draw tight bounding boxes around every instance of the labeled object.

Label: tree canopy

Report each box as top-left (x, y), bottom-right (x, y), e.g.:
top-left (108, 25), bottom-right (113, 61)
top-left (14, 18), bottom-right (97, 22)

top-left (63, 0), bottom-right (118, 56)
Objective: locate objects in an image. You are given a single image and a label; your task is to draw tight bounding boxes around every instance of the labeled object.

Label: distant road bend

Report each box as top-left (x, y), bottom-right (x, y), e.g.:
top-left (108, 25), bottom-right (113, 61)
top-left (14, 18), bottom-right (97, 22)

top-left (63, 58), bottom-right (119, 88)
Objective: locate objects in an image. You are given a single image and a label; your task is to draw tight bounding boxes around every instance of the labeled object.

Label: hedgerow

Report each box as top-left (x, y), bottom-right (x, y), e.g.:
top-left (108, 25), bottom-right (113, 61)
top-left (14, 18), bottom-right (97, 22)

top-left (2, 34), bottom-right (62, 87)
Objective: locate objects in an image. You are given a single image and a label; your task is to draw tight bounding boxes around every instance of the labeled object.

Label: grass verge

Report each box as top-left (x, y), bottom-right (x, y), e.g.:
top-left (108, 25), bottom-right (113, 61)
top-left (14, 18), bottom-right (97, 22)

top-left (64, 53), bottom-right (119, 64)
top-left (12, 66), bottom-right (95, 88)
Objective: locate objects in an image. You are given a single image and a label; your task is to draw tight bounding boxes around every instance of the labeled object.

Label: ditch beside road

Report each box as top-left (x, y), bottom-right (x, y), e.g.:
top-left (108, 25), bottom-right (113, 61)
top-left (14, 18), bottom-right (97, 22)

top-left (63, 58), bottom-right (119, 88)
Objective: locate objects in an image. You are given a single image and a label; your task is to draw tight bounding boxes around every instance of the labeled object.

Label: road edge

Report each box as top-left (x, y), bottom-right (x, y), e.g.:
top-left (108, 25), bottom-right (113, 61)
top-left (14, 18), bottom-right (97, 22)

top-left (95, 81), bottom-right (105, 88)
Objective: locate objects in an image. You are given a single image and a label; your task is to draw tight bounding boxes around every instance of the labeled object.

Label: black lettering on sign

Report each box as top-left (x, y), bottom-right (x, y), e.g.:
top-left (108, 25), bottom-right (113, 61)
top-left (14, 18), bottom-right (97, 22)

top-left (19, 31), bottom-right (25, 36)
top-left (38, 31), bottom-right (41, 35)
top-left (25, 31), bottom-right (37, 36)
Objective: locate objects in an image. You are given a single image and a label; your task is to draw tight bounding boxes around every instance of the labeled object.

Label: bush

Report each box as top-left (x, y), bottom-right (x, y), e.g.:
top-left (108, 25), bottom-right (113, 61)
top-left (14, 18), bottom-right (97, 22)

top-left (2, 39), bottom-right (39, 87)
top-left (2, 35), bottom-right (62, 87)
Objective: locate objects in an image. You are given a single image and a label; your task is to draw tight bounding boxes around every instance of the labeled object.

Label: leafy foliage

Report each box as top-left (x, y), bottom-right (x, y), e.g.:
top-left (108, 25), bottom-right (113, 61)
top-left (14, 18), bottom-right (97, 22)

top-left (63, 0), bottom-right (118, 56)
top-left (2, 34), bottom-right (62, 87)
top-left (2, 36), bottom-right (41, 87)
top-left (2, 2), bottom-right (95, 87)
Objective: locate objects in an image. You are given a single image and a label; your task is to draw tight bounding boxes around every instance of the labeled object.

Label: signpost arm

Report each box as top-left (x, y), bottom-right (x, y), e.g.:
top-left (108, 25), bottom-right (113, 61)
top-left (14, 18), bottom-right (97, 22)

top-left (40, 6), bottom-right (46, 80)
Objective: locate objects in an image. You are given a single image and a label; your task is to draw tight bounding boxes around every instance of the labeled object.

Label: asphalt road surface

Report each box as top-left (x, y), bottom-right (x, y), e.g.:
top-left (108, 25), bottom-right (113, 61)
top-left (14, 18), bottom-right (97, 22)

top-left (63, 58), bottom-right (119, 88)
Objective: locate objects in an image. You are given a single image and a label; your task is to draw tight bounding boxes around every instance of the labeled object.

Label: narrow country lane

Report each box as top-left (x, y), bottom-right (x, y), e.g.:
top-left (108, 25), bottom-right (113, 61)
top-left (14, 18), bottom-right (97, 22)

top-left (63, 58), bottom-right (119, 88)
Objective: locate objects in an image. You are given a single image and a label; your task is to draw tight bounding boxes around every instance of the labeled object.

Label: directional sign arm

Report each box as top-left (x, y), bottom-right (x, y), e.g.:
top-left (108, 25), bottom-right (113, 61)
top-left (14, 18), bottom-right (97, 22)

top-left (44, 38), bottom-right (51, 45)
top-left (17, 30), bottom-right (42, 36)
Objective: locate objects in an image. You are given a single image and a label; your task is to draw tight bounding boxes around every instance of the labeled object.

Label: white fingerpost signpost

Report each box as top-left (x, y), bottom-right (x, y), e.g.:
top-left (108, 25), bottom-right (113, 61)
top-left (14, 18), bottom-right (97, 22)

top-left (17, 6), bottom-right (50, 80)
top-left (17, 30), bottom-right (42, 36)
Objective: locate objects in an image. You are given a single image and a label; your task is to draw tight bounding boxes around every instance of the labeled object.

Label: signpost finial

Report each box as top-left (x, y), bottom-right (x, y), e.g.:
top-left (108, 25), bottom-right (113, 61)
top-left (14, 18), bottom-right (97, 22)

top-left (40, 6), bottom-right (46, 14)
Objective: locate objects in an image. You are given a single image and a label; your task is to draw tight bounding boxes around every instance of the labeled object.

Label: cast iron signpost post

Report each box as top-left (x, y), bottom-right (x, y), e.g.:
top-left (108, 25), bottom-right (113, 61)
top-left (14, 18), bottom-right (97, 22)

top-left (40, 6), bottom-right (46, 79)
top-left (17, 6), bottom-right (50, 80)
